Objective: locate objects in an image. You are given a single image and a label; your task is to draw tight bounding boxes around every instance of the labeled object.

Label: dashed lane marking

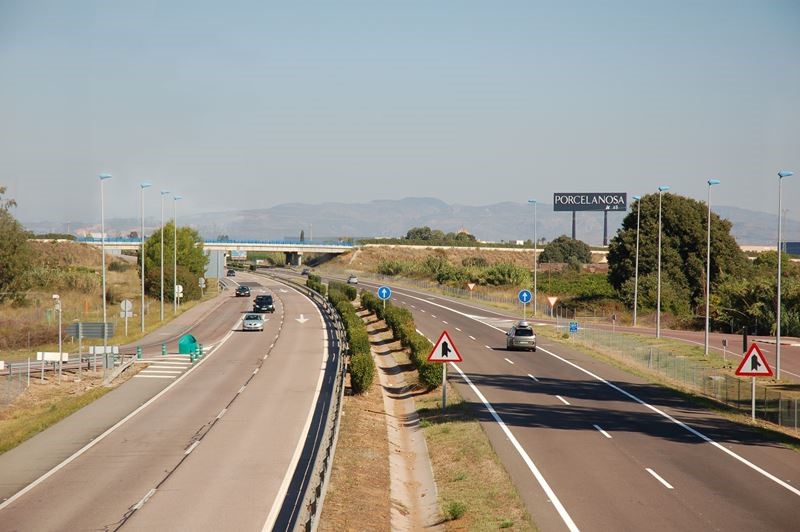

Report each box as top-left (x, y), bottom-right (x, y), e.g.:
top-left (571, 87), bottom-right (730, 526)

top-left (646, 468), bottom-right (674, 489)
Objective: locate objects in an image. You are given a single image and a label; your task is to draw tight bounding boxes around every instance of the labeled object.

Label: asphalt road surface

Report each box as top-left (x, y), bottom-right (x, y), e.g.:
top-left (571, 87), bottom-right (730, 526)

top-left (0, 273), bottom-right (333, 531)
top-left (352, 277), bottom-right (800, 531)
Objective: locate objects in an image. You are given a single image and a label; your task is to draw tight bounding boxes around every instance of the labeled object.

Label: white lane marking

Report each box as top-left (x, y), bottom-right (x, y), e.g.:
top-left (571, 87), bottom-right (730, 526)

top-left (0, 312), bottom-right (243, 513)
top-left (594, 424), bottom-right (612, 439)
top-left (133, 375), bottom-right (176, 379)
top-left (469, 335), bottom-right (476, 340)
top-left (134, 488), bottom-right (157, 511)
top-left (185, 441), bottom-right (200, 455)
top-left (145, 366), bottom-right (186, 370)
top-left (420, 309), bottom-right (426, 313)
top-left (504, 358), bottom-right (515, 365)
top-left (411, 305), bottom-right (416, 308)
top-left (556, 395), bottom-right (570, 406)
top-left (253, 368), bottom-right (259, 375)
top-left (431, 314), bottom-right (437, 318)
top-left (140, 370), bottom-right (183, 374)
top-left (485, 345), bottom-right (492, 349)
top-left (263, 279), bottom-right (331, 531)
top-left (646, 468), bottom-right (674, 489)
top-left (442, 321), bottom-right (448, 324)
top-left (394, 288), bottom-right (800, 499)
top-left (217, 408), bottom-right (227, 420)
top-left (528, 373), bottom-right (539, 382)
top-left (455, 327), bottom-right (462, 332)
top-left (448, 361), bottom-right (578, 531)
top-left (402, 301), bottom-right (407, 304)
top-left (238, 386), bottom-right (246, 394)
top-left (263, 354), bottom-right (268, 360)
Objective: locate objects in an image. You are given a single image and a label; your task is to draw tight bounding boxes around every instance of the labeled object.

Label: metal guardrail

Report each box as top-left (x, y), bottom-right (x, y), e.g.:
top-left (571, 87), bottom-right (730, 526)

top-left (267, 274), bottom-right (349, 531)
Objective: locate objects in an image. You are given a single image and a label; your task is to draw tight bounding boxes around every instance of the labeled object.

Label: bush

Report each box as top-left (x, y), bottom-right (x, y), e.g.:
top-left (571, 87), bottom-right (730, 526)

top-left (377, 260), bottom-right (405, 276)
top-left (329, 280), bottom-right (357, 301)
top-left (446, 501), bottom-right (467, 520)
top-left (349, 351), bottom-right (374, 394)
top-left (329, 288), bottom-right (375, 394)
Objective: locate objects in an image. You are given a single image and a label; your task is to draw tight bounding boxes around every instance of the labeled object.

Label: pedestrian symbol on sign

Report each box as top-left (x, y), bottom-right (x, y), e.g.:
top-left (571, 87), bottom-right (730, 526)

top-left (441, 341), bottom-right (451, 358)
top-left (750, 353), bottom-right (761, 372)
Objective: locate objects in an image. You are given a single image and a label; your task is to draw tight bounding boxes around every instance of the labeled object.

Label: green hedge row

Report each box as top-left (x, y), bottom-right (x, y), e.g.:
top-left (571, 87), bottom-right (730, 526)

top-left (306, 274), bottom-right (327, 296)
top-left (361, 291), bottom-right (442, 389)
top-left (328, 280), bottom-right (357, 301)
top-left (329, 288), bottom-right (374, 394)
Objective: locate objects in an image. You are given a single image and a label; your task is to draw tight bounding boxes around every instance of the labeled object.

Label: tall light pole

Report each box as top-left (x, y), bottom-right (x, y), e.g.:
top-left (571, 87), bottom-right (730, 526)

top-left (140, 182), bottom-right (152, 333)
top-left (160, 190), bottom-right (170, 321)
top-left (656, 185), bottom-right (670, 338)
top-left (632, 195), bottom-right (641, 327)
top-left (99, 173), bottom-right (112, 363)
top-left (173, 195), bottom-right (183, 315)
top-left (776, 170), bottom-right (794, 379)
top-left (528, 199), bottom-right (538, 316)
top-left (53, 294), bottom-right (62, 380)
top-left (704, 179), bottom-right (720, 356)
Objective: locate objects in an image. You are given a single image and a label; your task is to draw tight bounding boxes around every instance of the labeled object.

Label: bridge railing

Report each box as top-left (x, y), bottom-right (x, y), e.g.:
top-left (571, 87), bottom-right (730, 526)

top-left (76, 236), bottom-right (354, 247)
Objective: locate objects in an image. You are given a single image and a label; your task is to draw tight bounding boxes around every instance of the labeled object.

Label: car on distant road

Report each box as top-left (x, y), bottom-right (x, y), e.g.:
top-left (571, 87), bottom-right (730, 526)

top-left (227, 269), bottom-right (236, 277)
top-left (253, 294), bottom-right (275, 313)
top-left (242, 313), bottom-right (264, 331)
top-left (301, 268), bottom-right (311, 276)
top-left (235, 286), bottom-right (250, 297)
top-left (347, 275), bottom-right (358, 285)
top-left (506, 321), bottom-right (537, 351)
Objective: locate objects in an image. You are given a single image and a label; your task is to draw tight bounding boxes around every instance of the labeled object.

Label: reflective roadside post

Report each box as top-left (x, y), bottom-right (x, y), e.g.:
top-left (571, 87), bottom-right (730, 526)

top-left (99, 173), bottom-right (112, 368)
top-left (776, 170), bottom-right (794, 379)
top-left (704, 179), bottom-right (720, 356)
top-left (140, 182), bottom-right (152, 332)
top-left (656, 185), bottom-right (669, 338)
top-left (632, 195), bottom-right (641, 327)
top-left (528, 199), bottom-right (538, 317)
top-left (53, 294), bottom-right (62, 381)
top-left (160, 190), bottom-right (170, 321)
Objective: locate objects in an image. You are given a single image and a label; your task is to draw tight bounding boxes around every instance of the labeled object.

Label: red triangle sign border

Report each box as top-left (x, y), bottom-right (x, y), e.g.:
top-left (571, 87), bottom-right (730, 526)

top-left (735, 343), bottom-right (773, 377)
top-left (427, 330), bottom-right (463, 363)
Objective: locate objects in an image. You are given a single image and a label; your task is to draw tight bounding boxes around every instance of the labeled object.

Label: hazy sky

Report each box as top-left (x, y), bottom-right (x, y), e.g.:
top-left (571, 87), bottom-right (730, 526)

top-left (1, 1), bottom-right (798, 224)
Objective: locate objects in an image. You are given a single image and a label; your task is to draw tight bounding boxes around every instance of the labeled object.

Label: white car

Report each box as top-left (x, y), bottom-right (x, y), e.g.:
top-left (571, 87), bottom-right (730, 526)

top-left (347, 275), bottom-right (359, 285)
top-left (242, 313), bottom-right (265, 331)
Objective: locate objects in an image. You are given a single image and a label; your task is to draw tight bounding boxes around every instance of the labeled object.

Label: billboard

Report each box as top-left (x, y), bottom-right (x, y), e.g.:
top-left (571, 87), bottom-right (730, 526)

top-left (553, 192), bottom-right (627, 212)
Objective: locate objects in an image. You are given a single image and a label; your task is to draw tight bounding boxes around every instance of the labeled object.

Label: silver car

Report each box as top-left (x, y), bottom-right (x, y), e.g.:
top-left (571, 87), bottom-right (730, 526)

top-left (506, 321), bottom-right (536, 351)
top-left (242, 313), bottom-right (265, 332)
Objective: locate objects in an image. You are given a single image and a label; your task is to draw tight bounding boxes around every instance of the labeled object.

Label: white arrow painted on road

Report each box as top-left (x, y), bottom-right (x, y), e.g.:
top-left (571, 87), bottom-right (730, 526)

top-left (296, 314), bottom-right (309, 324)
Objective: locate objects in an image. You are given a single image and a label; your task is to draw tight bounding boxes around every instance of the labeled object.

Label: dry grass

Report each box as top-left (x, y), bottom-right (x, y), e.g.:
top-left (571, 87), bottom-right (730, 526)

top-left (318, 370), bottom-right (391, 531)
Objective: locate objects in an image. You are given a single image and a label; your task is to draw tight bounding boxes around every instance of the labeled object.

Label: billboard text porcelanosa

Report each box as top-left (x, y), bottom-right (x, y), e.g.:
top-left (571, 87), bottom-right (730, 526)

top-left (553, 193), bottom-right (627, 211)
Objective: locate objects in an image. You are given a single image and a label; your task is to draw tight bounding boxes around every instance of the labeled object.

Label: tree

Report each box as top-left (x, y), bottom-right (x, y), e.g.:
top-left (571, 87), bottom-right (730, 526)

top-left (0, 187), bottom-right (33, 303)
top-left (406, 226), bottom-right (433, 241)
top-left (142, 222), bottom-right (208, 302)
top-left (300, 229), bottom-right (305, 242)
top-left (538, 235), bottom-right (592, 264)
top-left (607, 193), bottom-right (746, 311)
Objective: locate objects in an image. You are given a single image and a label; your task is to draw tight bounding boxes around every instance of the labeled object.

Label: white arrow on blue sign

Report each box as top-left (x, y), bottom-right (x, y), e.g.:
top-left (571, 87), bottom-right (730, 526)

top-left (377, 286), bottom-right (392, 300)
top-left (518, 289), bottom-right (532, 304)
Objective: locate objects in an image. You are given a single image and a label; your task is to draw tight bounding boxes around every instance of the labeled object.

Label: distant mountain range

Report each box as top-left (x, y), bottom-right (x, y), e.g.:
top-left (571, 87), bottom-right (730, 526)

top-left (22, 197), bottom-right (800, 246)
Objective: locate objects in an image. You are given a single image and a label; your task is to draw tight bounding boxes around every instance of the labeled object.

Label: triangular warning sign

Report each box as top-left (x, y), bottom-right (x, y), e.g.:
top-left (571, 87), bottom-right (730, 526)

top-left (427, 330), bottom-right (463, 363)
top-left (735, 343), bottom-right (773, 377)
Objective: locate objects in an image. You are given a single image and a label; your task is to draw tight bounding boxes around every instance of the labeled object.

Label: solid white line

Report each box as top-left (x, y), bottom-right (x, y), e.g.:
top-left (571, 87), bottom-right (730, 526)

top-left (133, 375), bottom-right (176, 379)
top-left (185, 441), bottom-right (200, 455)
top-left (469, 335), bottom-right (476, 340)
top-left (140, 370), bottom-right (183, 374)
top-left (394, 288), bottom-right (800, 499)
top-left (593, 424), bottom-right (612, 439)
top-left (263, 285), bottom-right (330, 531)
top-left (134, 488), bottom-right (156, 510)
top-left (217, 408), bottom-right (227, 420)
top-left (449, 361), bottom-right (579, 532)
top-left (504, 358), bottom-right (515, 365)
top-left (528, 373), bottom-right (539, 382)
top-left (0, 313), bottom-right (243, 513)
top-left (145, 366), bottom-right (186, 370)
top-left (646, 468), bottom-right (674, 489)
top-left (556, 395), bottom-right (570, 406)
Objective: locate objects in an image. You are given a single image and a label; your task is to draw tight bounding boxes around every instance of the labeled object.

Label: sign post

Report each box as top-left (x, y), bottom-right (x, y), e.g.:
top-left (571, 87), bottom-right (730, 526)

top-left (427, 331), bottom-right (463, 411)
top-left (467, 282), bottom-right (476, 299)
top-left (546, 296), bottom-right (559, 318)
top-left (518, 289), bottom-right (532, 320)
top-left (735, 343), bottom-right (773, 420)
top-left (377, 286), bottom-right (392, 310)
top-left (120, 299), bottom-right (133, 336)
top-left (199, 277), bottom-right (206, 297)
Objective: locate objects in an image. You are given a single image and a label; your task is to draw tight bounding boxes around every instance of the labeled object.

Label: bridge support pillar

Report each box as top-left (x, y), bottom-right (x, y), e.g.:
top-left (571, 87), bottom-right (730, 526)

top-left (284, 252), bottom-right (304, 266)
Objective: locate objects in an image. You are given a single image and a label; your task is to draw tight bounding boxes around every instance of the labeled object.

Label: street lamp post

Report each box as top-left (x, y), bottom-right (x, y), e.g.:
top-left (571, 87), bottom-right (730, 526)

top-left (777, 170), bottom-right (794, 379)
top-left (160, 190), bottom-right (170, 321)
top-left (632, 196), bottom-right (641, 327)
top-left (53, 294), bottom-right (62, 380)
top-left (704, 179), bottom-right (721, 356)
top-left (528, 199), bottom-right (538, 316)
top-left (99, 173), bottom-right (112, 366)
top-left (656, 185), bottom-right (670, 338)
top-left (140, 183), bottom-right (152, 332)
top-left (173, 195), bottom-right (183, 315)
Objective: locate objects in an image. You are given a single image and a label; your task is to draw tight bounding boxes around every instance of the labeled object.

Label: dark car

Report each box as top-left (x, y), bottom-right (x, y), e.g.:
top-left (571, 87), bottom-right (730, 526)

top-left (227, 269), bottom-right (236, 277)
top-left (235, 286), bottom-right (250, 297)
top-left (253, 294), bottom-right (275, 313)
top-left (301, 268), bottom-right (311, 276)
top-left (506, 321), bottom-right (537, 351)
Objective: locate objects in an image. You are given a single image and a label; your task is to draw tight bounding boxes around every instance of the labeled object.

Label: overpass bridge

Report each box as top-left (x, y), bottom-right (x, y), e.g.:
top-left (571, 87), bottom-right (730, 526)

top-left (75, 237), bottom-right (354, 265)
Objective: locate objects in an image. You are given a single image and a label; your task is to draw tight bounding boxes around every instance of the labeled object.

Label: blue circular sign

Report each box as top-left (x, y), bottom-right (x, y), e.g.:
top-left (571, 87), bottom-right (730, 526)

top-left (518, 289), bottom-right (532, 304)
top-left (377, 286), bottom-right (392, 300)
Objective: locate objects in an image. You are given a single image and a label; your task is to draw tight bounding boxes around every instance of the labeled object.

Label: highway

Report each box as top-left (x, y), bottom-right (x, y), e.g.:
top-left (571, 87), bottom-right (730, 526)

top-left (0, 273), bottom-right (335, 531)
top-left (351, 276), bottom-right (800, 531)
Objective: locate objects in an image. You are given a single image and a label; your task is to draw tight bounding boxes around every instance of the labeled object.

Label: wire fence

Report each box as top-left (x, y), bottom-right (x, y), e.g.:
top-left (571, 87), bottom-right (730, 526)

top-left (558, 318), bottom-right (800, 433)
